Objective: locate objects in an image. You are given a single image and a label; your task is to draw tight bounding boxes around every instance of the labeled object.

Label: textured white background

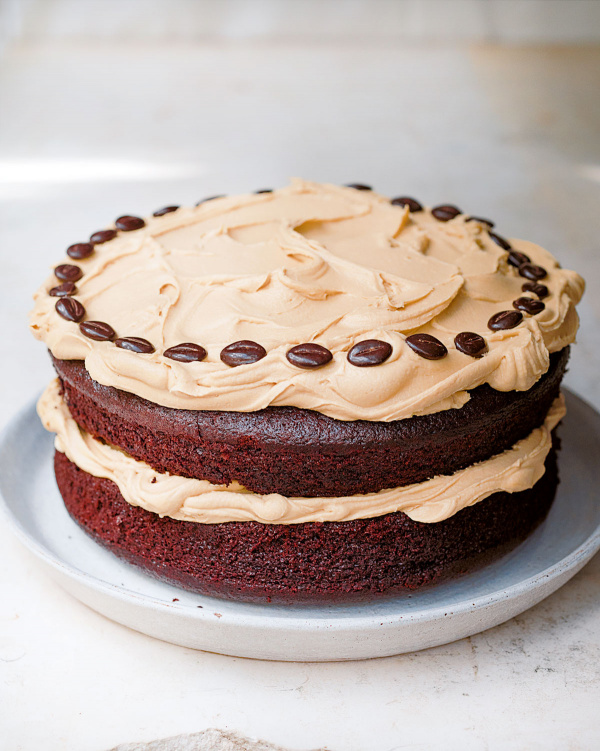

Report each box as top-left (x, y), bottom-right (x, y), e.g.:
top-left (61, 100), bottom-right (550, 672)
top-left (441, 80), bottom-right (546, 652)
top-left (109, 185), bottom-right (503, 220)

top-left (1, 2), bottom-right (599, 750)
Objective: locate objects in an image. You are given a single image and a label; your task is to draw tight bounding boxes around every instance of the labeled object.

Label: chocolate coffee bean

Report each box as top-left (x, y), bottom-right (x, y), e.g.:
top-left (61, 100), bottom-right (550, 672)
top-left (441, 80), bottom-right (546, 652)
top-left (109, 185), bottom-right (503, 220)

top-left (153, 205), bottom-right (179, 217)
top-left (255, 189), bottom-right (273, 194)
top-left (519, 263), bottom-right (547, 281)
top-left (488, 231), bottom-right (511, 250)
top-left (90, 229), bottom-right (117, 244)
top-left (391, 197), bottom-right (423, 212)
top-left (405, 333), bottom-right (448, 360)
top-left (522, 281), bottom-right (549, 299)
top-left (66, 242), bottom-right (94, 260)
top-left (220, 340), bottom-right (267, 367)
top-left (115, 337), bottom-right (155, 354)
top-left (347, 339), bottom-right (393, 366)
top-left (196, 195), bottom-right (225, 205)
top-left (507, 250), bottom-right (531, 268)
top-left (55, 297), bottom-right (85, 322)
top-left (55, 264), bottom-right (83, 282)
top-left (164, 343), bottom-right (207, 362)
top-left (466, 216), bottom-right (495, 227)
top-left (115, 215), bottom-right (146, 231)
top-left (49, 281), bottom-right (76, 297)
top-left (488, 310), bottom-right (523, 331)
top-left (431, 204), bottom-right (461, 221)
top-left (286, 343), bottom-right (333, 369)
top-left (345, 183), bottom-right (372, 191)
top-left (79, 320), bottom-right (116, 341)
top-left (512, 297), bottom-right (546, 315)
top-left (454, 332), bottom-right (488, 357)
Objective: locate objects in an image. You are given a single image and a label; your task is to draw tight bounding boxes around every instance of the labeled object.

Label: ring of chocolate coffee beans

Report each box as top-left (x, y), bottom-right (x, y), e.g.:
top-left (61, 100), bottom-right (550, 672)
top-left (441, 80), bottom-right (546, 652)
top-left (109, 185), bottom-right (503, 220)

top-left (49, 191), bottom-right (551, 367)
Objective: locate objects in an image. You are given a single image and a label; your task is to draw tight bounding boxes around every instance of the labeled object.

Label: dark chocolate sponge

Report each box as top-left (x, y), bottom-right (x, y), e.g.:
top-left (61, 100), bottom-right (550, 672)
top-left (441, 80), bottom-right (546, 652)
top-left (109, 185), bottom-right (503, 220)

top-left (54, 443), bottom-right (559, 604)
top-left (53, 348), bottom-right (568, 497)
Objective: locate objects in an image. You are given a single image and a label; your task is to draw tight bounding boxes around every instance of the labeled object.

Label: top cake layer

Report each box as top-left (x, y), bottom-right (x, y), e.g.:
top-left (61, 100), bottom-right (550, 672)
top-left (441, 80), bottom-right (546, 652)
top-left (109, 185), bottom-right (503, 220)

top-left (30, 179), bottom-right (584, 421)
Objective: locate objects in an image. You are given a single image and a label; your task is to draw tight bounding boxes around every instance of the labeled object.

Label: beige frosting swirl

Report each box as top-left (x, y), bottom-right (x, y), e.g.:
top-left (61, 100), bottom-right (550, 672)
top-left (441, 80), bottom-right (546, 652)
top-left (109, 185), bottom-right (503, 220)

top-left (30, 179), bottom-right (584, 421)
top-left (39, 379), bottom-right (565, 524)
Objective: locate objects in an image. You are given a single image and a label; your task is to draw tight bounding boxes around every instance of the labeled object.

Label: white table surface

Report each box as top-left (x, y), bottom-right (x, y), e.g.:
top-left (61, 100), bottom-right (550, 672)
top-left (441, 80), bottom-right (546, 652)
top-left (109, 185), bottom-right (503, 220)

top-left (1, 33), bottom-right (599, 751)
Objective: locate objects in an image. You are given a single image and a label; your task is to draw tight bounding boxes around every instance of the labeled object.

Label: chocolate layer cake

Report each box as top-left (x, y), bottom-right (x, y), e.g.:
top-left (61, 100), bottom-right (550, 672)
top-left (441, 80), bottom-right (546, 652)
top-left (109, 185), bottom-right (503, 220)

top-left (30, 180), bottom-right (585, 602)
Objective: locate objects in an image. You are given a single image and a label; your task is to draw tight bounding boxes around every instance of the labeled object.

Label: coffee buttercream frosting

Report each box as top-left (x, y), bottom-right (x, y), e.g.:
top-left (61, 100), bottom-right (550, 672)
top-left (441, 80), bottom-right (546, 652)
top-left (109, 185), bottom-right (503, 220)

top-left (30, 180), bottom-right (584, 421)
top-left (38, 379), bottom-right (565, 524)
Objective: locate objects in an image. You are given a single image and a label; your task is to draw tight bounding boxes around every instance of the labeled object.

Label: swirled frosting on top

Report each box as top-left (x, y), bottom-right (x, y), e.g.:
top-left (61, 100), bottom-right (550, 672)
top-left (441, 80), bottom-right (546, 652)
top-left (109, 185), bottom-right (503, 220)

top-left (30, 179), bottom-right (584, 421)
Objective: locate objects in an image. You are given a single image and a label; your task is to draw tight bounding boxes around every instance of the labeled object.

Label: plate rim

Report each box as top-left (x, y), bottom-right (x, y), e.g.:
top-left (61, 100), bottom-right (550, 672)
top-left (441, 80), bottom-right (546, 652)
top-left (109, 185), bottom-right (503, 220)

top-left (1, 387), bottom-right (600, 633)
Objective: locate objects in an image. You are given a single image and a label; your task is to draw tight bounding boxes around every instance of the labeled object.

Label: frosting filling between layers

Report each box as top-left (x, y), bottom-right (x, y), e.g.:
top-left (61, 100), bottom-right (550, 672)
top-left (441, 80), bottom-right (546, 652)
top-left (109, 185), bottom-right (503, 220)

top-left (30, 179), bottom-right (584, 422)
top-left (39, 379), bottom-right (565, 525)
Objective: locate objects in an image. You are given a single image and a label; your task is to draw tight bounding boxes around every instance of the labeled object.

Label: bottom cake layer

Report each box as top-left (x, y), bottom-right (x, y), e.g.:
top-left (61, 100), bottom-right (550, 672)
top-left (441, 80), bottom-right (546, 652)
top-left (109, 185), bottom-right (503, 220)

top-left (54, 444), bottom-right (560, 603)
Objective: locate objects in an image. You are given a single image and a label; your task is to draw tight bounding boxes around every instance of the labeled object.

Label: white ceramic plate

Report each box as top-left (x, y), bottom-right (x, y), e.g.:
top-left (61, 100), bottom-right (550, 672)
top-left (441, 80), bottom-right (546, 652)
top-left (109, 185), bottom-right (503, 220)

top-left (1, 389), bottom-right (599, 662)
